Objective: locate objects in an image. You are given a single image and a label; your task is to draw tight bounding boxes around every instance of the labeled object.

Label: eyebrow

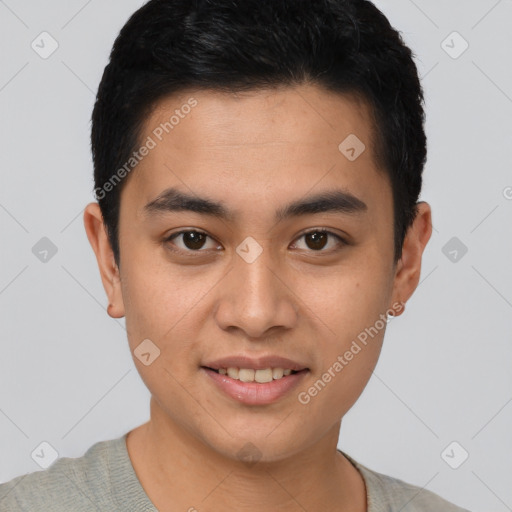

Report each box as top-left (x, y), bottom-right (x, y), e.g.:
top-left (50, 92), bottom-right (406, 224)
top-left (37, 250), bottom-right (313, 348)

top-left (143, 186), bottom-right (367, 222)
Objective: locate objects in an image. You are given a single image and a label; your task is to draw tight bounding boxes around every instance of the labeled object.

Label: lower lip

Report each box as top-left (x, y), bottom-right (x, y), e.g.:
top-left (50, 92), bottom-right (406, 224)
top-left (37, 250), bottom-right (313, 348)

top-left (202, 367), bottom-right (308, 405)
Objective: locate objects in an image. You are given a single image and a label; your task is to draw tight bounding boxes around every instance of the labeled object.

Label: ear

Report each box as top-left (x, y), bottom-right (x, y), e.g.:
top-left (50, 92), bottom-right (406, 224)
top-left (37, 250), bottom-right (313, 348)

top-left (390, 202), bottom-right (432, 316)
top-left (83, 202), bottom-right (125, 318)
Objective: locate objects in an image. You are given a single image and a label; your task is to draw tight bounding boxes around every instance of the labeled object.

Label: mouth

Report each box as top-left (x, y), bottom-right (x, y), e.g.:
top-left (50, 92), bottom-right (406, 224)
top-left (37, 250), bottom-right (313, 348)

top-left (200, 356), bottom-right (309, 405)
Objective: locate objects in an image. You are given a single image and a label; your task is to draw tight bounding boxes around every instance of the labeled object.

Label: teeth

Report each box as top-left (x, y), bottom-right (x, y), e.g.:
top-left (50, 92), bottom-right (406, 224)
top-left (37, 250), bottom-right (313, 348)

top-left (216, 367), bottom-right (298, 383)
top-left (272, 368), bottom-right (284, 379)
top-left (239, 369), bottom-right (255, 382)
top-left (227, 367), bottom-right (239, 379)
top-left (255, 368), bottom-right (273, 383)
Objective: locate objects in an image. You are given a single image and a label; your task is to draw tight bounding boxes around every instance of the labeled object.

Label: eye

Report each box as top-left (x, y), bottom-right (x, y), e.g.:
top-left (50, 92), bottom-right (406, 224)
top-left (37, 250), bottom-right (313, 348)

top-left (164, 228), bottom-right (346, 254)
top-left (165, 230), bottom-right (221, 252)
top-left (291, 229), bottom-right (346, 252)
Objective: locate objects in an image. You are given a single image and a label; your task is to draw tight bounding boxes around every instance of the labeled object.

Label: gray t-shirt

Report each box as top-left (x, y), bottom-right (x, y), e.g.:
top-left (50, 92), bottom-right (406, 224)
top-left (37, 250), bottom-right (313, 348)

top-left (0, 433), bottom-right (470, 511)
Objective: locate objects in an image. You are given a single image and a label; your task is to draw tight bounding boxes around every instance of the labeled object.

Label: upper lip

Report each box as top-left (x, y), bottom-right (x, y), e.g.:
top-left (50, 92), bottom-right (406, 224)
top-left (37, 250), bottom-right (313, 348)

top-left (202, 355), bottom-right (308, 371)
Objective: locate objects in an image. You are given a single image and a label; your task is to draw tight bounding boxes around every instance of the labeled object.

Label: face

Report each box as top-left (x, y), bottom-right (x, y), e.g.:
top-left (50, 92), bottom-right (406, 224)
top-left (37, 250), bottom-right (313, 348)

top-left (86, 84), bottom-right (429, 462)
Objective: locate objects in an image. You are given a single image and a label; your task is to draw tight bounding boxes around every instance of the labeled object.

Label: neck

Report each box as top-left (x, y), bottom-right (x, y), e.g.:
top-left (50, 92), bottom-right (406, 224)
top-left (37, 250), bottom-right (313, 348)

top-left (126, 398), bottom-right (367, 512)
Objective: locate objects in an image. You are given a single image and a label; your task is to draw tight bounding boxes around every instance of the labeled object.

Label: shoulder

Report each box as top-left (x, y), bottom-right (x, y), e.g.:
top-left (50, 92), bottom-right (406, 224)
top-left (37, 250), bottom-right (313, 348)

top-left (342, 452), bottom-right (472, 512)
top-left (0, 436), bottom-right (128, 512)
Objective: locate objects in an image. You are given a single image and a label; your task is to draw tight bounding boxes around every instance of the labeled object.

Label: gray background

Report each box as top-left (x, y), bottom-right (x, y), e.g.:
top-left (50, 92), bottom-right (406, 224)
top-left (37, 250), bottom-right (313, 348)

top-left (1, 1), bottom-right (511, 510)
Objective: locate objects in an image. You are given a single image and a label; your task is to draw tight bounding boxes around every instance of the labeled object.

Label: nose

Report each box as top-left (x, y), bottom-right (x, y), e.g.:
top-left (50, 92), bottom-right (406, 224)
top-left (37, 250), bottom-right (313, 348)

top-left (213, 246), bottom-right (299, 339)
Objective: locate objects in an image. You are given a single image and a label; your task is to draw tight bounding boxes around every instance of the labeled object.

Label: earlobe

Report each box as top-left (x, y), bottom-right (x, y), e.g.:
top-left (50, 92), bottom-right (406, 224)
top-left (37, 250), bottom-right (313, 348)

top-left (83, 202), bottom-right (125, 318)
top-left (107, 302), bottom-right (124, 318)
top-left (390, 202), bottom-right (432, 315)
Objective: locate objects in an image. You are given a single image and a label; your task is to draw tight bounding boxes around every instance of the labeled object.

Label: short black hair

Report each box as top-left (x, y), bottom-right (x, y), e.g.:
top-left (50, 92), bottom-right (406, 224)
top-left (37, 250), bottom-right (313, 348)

top-left (91, 0), bottom-right (426, 266)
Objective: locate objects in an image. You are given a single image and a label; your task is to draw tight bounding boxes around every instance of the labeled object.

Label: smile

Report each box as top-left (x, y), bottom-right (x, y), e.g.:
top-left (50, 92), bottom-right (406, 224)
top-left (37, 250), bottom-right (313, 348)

top-left (202, 366), bottom-right (309, 405)
top-left (211, 367), bottom-right (296, 383)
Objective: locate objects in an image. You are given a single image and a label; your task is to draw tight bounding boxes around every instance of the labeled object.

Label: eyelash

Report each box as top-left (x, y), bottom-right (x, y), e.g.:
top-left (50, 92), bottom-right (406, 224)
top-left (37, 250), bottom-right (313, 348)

top-left (163, 228), bottom-right (347, 254)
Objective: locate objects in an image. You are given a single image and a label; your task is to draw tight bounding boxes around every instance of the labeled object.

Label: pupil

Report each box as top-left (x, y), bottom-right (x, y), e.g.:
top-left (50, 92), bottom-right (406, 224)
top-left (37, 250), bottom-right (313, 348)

top-left (184, 231), bottom-right (206, 250)
top-left (306, 231), bottom-right (327, 250)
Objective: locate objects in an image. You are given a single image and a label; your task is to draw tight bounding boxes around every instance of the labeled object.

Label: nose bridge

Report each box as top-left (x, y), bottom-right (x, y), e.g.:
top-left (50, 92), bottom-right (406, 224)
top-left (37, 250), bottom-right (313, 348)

top-left (237, 250), bottom-right (279, 308)
top-left (214, 243), bottom-right (298, 337)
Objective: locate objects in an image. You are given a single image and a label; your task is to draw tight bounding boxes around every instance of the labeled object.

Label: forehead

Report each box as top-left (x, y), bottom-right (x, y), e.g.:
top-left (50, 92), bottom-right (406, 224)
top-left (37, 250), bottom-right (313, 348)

top-left (144, 85), bottom-right (376, 154)
top-left (124, 84), bottom-right (389, 219)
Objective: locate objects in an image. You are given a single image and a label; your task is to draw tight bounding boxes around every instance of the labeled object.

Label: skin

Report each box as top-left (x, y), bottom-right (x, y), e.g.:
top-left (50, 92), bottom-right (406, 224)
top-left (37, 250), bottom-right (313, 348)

top-left (84, 84), bottom-right (432, 511)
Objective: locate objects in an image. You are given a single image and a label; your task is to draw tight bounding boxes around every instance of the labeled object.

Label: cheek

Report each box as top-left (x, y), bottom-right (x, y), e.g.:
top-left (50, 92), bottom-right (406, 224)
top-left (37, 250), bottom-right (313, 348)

top-left (296, 304), bottom-right (386, 433)
top-left (292, 254), bottom-right (392, 413)
top-left (119, 258), bottom-right (206, 410)
top-left (295, 252), bottom-right (394, 341)
top-left (120, 249), bottom-right (214, 343)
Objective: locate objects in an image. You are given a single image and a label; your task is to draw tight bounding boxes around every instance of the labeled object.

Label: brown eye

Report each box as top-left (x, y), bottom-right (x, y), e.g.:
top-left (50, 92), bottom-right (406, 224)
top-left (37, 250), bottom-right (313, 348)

top-left (166, 230), bottom-right (220, 252)
top-left (182, 231), bottom-right (207, 250)
top-left (292, 229), bottom-right (345, 252)
top-left (304, 231), bottom-right (328, 250)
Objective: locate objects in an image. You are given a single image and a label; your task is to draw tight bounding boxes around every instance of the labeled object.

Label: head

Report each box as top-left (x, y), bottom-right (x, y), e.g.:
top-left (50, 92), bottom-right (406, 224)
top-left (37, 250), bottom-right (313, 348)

top-left (85, 0), bottom-right (431, 462)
